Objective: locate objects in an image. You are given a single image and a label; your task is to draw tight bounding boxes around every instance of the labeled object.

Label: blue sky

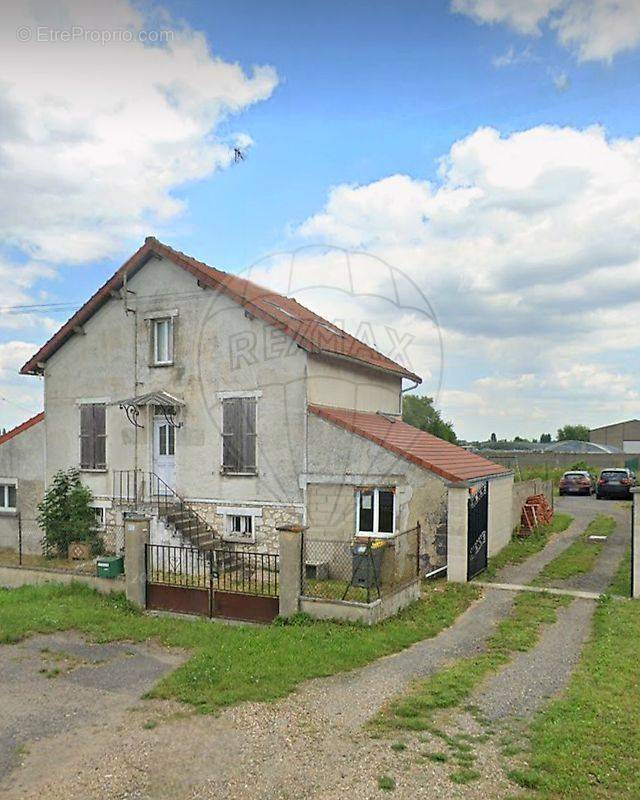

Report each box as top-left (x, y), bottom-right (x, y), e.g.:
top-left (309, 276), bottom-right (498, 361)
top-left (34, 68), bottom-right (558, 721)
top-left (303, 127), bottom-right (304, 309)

top-left (2, 0), bottom-right (640, 440)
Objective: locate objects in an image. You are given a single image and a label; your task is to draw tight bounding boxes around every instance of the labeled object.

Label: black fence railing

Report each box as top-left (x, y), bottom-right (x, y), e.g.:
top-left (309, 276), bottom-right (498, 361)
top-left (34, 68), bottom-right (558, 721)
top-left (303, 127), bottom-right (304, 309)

top-left (114, 470), bottom-right (218, 547)
top-left (146, 543), bottom-right (279, 597)
top-left (301, 524), bottom-right (421, 604)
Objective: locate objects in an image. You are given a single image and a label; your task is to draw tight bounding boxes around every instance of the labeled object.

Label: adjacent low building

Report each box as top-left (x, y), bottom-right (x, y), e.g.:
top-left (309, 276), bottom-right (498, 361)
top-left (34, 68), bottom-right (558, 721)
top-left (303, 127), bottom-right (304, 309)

top-left (0, 413), bottom-right (45, 553)
top-left (590, 419), bottom-right (640, 454)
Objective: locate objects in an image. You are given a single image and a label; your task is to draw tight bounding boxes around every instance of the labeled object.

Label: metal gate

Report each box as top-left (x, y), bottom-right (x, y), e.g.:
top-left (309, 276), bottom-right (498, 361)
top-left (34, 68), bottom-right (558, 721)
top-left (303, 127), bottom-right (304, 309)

top-left (145, 544), bottom-right (280, 623)
top-left (467, 482), bottom-right (488, 580)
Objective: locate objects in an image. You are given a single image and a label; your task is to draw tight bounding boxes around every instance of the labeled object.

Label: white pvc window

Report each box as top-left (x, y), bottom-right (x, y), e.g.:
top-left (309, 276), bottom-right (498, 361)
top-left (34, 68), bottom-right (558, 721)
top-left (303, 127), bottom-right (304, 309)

top-left (0, 483), bottom-right (17, 512)
top-left (356, 488), bottom-right (395, 537)
top-left (153, 318), bottom-right (173, 365)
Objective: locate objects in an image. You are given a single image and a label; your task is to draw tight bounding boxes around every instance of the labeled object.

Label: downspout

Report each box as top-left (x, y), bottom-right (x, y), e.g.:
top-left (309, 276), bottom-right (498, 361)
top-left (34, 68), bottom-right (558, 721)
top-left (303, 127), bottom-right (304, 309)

top-left (123, 273), bottom-right (139, 478)
top-left (400, 378), bottom-right (420, 415)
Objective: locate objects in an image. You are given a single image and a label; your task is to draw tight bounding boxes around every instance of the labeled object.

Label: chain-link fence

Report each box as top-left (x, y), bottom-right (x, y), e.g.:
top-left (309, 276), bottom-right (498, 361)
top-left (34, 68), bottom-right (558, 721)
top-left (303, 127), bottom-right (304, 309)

top-left (0, 516), bottom-right (98, 574)
top-left (301, 524), bottom-right (421, 604)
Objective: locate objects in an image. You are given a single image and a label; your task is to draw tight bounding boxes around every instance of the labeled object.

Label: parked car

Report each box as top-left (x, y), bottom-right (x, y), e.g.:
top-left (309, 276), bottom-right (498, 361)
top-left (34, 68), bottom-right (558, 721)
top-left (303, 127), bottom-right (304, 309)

top-left (559, 470), bottom-right (595, 496)
top-left (596, 468), bottom-right (637, 500)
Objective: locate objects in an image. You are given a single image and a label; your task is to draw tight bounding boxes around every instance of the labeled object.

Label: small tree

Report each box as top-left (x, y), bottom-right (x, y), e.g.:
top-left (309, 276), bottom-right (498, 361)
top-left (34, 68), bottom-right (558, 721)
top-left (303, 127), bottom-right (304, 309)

top-left (540, 433), bottom-right (552, 443)
top-left (557, 424), bottom-right (590, 442)
top-left (402, 395), bottom-right (457, 443)
top-left (38, 469), bottom-right (99, 557)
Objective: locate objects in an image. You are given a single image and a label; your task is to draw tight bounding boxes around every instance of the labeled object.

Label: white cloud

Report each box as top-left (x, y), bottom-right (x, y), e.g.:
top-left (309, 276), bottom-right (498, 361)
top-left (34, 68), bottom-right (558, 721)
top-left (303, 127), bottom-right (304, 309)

top-left (0, 0), bottom-right (278, 428)
top-left (453, 0), bottom-right (640, 62)
top-left (492, 44), bottom-right (536, 67)
top-left (272, 124), bottom-right (640, 439)
top-left (0, 0), bottom-right (278, 264)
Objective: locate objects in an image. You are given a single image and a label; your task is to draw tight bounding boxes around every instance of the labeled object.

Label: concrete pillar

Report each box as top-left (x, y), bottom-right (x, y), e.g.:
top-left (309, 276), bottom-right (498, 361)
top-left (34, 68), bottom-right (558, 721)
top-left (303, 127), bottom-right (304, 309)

top-left (632, 489), bottom-right (640, 599)
top-left (447, 485), bottom-right (468, 583)
top-left (124, 515), bottom-right (150, 608)
top-left (277, 525), bottom-right (304, 618)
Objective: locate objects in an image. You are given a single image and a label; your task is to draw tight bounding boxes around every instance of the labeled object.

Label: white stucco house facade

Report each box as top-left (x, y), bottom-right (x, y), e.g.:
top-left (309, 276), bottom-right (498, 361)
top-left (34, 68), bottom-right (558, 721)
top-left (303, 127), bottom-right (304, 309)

top-left (6, 237), bottom-right (512, 576)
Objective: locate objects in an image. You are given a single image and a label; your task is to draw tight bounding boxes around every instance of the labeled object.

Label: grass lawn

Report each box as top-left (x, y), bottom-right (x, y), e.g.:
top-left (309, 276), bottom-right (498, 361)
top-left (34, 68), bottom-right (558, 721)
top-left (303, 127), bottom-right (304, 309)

top-left (609, 545), bottom-right (631, 597)
top-left (482, 513), bottom-right (573, 581)
top-left (304, 578), bottom-right (369, 603)
top-left (0, 579), bottom-right (478, 713)
top-left (533, 515), bottom-right (615, 586)
top-left (517, 597), bottom-right (640, 799)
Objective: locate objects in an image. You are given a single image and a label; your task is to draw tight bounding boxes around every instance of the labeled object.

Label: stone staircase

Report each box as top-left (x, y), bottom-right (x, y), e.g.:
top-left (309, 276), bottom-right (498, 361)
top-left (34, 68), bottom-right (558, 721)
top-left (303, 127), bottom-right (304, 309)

top-left (163, 507), bottom-right (218, 549)
top-left (113, 470), bottom-right (223, 551)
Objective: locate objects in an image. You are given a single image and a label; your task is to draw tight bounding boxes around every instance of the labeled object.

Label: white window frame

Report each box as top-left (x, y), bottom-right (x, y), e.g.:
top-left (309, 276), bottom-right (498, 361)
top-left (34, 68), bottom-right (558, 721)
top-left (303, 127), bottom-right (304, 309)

top-left (355, 487), bottom-right (396, 537)
top-left (0, 480), bottom-right (17, 513)
top-left (152, 317), bottom-right (174, 366)
top-left (220, 506), bottom-right (261, 544)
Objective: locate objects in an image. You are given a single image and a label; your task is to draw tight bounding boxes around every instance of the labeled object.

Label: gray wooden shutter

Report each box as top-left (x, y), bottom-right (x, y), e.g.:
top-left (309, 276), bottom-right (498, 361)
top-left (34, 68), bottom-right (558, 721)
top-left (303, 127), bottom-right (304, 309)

top-left (222, 397), bottom-right (257, 473)
top-left (80, 404), bottom-right (106, 469)
top-left (222, 398), bottom-right (240, 472)
top-left (80, 405), bottom-right (94, 469)
top-left (241, 398), bottom-right (257, 472)
top-left (94, 404), bottom-right (106, 469)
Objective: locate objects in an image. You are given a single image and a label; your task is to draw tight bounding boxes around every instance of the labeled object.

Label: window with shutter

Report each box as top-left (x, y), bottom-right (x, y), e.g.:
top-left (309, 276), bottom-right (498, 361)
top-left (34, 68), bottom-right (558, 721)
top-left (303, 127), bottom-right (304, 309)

top-left (80, 403), bottom-right (107, 470)
top-left (222, 396), bottom-right (257, 474)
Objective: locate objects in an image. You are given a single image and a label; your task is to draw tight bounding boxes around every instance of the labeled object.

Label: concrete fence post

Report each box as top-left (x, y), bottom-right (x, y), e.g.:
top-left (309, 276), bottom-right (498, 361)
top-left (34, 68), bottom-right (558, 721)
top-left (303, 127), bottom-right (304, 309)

top-left (124, 515), bottom-right (150, 608)
top-left (277, 524), bottom-right (304, 618)
top-left (632, 488), bottom-right (640, 599)
top-left (447, 485), bottom-right (468, 582)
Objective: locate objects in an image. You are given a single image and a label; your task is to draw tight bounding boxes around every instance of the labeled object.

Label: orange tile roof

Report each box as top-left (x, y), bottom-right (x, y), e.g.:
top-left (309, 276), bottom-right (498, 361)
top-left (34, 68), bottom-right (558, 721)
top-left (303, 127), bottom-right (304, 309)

top-left (309, 404), bottom-right (511, 483)
top-left (0, 412), bottom-right (44, 446)
top-left (20, 238), bottom-right (421, 383)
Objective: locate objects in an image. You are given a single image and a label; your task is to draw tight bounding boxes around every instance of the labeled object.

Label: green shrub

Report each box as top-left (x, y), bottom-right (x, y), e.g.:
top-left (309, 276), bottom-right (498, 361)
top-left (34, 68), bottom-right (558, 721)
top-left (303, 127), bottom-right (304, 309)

top-left (37, 469), bottom-right (99, 557)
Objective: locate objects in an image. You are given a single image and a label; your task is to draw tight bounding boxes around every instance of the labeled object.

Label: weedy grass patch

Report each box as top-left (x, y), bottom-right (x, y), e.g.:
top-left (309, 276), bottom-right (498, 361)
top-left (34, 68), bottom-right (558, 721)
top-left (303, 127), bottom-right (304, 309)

top-left (533, 515), bottom-right (615, 585)
top-left (483, 514), bottom-right (573, 581)
top-left (517, 596), bottom-right (640, 800)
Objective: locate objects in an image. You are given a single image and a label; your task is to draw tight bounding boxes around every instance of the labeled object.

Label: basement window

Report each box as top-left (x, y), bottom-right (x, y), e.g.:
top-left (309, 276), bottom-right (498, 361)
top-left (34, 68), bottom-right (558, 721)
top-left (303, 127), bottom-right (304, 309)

top-left (0, 483), bottom-right (17, 512)
top-left (91, 506), bottom-right (106, 530)
top-left (356, 488), bottom-right (395, 537)
top-left (225, 514), bottom-right (255, 543)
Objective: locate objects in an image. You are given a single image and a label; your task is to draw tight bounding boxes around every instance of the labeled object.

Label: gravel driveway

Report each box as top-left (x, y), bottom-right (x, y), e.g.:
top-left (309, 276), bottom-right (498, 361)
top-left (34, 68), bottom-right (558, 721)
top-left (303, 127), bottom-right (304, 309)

top-left (0, 496), bottom-right (628, 800)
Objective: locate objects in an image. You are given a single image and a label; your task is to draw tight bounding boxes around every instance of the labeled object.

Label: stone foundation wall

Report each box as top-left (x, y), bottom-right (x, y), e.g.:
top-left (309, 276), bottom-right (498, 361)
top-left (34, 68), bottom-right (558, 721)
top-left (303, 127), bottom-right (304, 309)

top-left (105, 500), bottom-right (303, 554)
top-left (190, 502), bottom-right (303, 552)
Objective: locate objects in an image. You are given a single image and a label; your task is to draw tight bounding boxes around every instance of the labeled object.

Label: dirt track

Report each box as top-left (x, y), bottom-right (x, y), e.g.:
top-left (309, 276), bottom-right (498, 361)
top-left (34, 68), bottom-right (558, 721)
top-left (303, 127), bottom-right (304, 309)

top-left (0, 496), bottom-right (630, 799)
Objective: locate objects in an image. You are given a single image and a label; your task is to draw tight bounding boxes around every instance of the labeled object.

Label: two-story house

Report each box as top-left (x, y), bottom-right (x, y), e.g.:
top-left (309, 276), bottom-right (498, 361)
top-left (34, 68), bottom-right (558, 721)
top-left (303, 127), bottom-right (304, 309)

top-left (5, 238), bottom-right (512, 572)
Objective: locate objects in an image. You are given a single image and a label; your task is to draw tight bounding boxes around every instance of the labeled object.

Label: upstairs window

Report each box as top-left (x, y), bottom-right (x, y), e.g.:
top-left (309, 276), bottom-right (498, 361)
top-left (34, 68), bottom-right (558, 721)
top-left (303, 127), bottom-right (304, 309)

top-left (0, 483), bottom-right (17, 512)
top-left (356, 488), bottom-right (395, 536)
top-left (80, 403), bottom-right (106, 470)
top-left (222, 397), bottom-right (257, 474)
top-left (152, 317), bottom-right (173, 365)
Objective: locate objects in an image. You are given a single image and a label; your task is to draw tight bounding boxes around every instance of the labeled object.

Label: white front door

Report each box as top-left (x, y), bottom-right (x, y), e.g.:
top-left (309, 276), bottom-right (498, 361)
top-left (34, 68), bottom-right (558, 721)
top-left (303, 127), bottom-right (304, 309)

top-left (153, 418), bottom-right (176, 492)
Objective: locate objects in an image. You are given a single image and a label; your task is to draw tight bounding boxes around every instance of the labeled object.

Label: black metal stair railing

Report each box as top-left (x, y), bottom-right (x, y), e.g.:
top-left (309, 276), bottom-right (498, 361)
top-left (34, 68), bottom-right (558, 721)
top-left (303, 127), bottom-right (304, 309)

top-left (113, 470), bottom-right (219, 548)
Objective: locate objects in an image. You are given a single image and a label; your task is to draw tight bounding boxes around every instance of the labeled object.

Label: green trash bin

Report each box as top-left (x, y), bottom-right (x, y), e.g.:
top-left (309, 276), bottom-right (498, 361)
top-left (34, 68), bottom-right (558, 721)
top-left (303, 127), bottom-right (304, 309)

top-left (96, 556), bottom-right (124, 579)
